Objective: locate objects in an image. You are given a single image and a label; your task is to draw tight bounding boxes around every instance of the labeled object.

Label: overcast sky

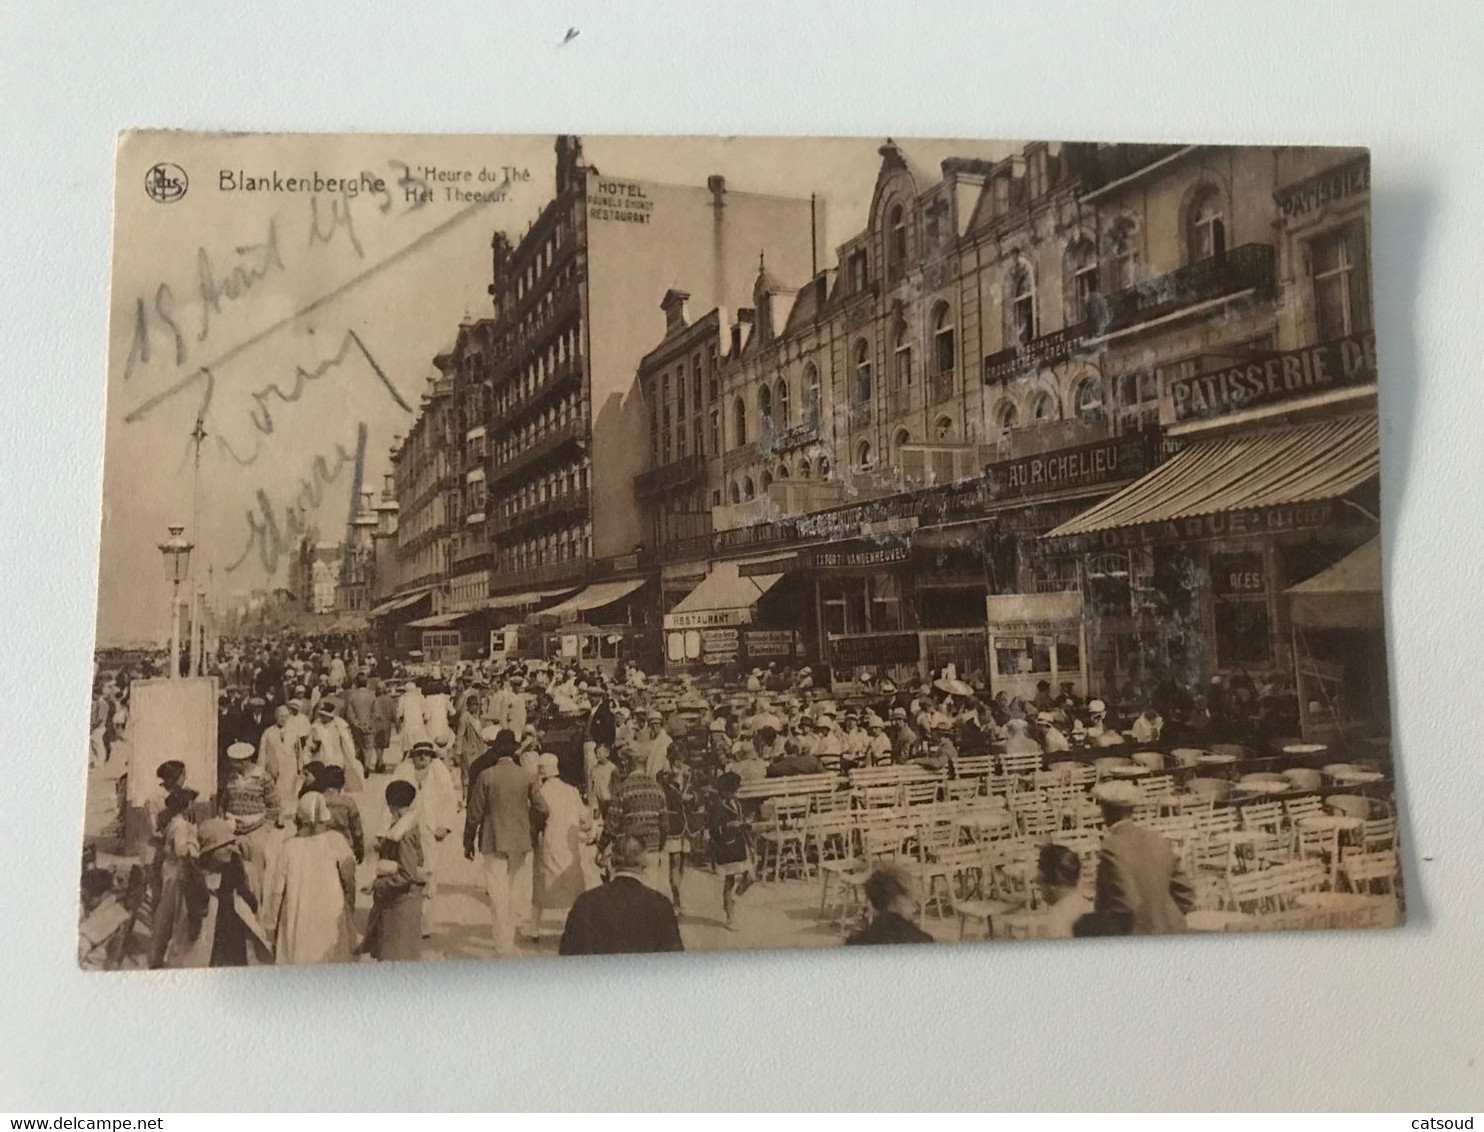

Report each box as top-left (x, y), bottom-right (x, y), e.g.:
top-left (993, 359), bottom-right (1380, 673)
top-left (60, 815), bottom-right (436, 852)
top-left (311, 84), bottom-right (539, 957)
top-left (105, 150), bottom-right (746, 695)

top-left (98, 132), bottom-right (1013, 646)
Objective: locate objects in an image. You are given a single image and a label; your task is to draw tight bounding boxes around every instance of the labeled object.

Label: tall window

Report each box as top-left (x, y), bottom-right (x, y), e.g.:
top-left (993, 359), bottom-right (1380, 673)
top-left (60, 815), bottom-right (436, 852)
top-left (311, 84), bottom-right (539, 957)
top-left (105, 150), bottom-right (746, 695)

top-left (1108, 217), bottom-right (1140, 290)
top-left (893, 428), bottom-right (911, 460)
top-left (1189, 187), bottom-right (1227, 262)
top-left (1009, 263), bottom-right (1037, 347)
top-left (804, 364), bottom-right (821, 425)
top-left (934, 415), bottom-right (954, 441)
top-left (733, 397), bottom-right (747, 446)
top-left (848, 249), bottom-right (869, 292)
top-left (1031, 391), bottom-right (1057, 423)
top-left (854, 340), bottom-right (873, 404)
top-left (1069, 239), bottom-right (1099, 324)
top-left (888, 204), bottom-right (907, 279)
top-left (775, 378), bottom-right (789, 426)
top-left (1115, 371), bottom-right (1160, 434)
top-left (1312, 226), bottom-right (1369, 339)
top-left (856, 440), bottom-right (873, 471)
top-left (693, 416), bottom-right (704, 458)
top-left (742, 476), bottom-right (755, 501)
top-left (758, 382), bottom-right (773, 426)
top-left (1073, 378), bottom-right (1106, 425)
top-left (994, 400), bottom-right (1019, 437)
top-left (893, 324), bottom-right (912, 389)
top-left (932, 302), bottom-right (955, 373)
top-left (709, 408), bottom-right (720, 455)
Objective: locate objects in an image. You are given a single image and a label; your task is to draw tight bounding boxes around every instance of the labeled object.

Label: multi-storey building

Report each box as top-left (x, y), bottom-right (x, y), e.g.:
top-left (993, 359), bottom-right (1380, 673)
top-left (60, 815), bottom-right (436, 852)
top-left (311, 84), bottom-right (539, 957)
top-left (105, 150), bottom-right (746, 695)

top-left (373, 372), bottom-right (456, 650)
top-left (641, 141), bottom-right (1379, 739)
top-left (377, 136), bottom-right (822, 666)
top-left (333, 491), bottom-right (380, 615)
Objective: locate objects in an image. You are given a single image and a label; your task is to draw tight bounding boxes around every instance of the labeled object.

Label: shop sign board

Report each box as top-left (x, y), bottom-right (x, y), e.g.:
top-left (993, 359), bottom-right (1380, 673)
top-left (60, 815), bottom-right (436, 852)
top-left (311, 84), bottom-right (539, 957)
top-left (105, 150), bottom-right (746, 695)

top-left (829, 631), bottom-right (921, 667)
top-left (1171, 331), bottom-right (1377, 422)
top-left (663, 607), bottom-right (751, 631)
top-left (743, 629), bottom-right (796, 658)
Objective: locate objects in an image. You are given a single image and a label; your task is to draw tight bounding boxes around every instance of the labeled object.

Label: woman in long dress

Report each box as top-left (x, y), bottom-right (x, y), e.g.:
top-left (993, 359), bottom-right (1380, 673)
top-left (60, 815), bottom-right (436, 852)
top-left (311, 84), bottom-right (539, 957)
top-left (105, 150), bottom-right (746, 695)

top-left (359, 779), bottom-right (426, 961)
top-left (262, 792), bottom-right (356, 965)
top-left (532, 753), bottom-right (595, 936)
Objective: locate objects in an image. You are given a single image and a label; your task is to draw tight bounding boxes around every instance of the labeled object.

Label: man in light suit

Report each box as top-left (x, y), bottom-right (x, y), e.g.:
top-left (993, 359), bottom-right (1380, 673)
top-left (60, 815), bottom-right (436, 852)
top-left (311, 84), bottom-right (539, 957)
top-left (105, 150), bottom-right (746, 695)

top-left (258, 704), bottom-right (302, 821)
top-left (1092, 781), bottom-right (1196, 935)
top-left (465, 738), bottom-right (549, 957)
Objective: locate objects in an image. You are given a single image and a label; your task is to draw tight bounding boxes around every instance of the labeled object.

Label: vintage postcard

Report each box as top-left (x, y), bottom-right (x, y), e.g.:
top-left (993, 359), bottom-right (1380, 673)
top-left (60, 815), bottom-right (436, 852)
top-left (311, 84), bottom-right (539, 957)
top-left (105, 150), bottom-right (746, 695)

top-left (82, 131), bottom-right (1394, 970)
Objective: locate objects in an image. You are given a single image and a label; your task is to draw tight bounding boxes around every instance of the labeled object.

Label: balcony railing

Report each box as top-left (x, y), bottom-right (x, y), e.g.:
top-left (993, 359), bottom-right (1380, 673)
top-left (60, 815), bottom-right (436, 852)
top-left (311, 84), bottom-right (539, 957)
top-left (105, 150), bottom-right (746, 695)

top-left (498, 558), bottom-right (588, 590)
top-left (634, 453), bottom-right (705, 498)
top-left (1102, 244), bottom-right (1275, 334)
top-left (928, 370), bottom-right (955, 406)
top-left (493, 353), bottom-right (584, 426)
top-left (493, 489), bottom-right (591, 539)
top-left (887, 388), bottom-right (914, 418)
top-left (491, 419), bottom-right (584, 482)
top-left (722, 441), bottom-right (759, 473)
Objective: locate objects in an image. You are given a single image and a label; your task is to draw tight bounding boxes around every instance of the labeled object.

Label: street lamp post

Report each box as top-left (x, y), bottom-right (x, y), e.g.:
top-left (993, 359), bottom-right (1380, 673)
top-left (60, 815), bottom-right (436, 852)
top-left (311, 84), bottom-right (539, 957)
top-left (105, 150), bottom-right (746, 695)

top-left (158, 524), bottom-right (194, 680)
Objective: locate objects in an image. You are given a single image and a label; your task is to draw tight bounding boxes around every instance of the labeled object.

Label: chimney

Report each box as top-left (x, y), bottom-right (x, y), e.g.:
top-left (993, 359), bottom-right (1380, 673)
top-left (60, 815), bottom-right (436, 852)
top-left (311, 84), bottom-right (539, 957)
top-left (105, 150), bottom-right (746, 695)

top-left (660, 288), bottom-right (691, 333)
top-left (707, 174), bottom-right (726, 208)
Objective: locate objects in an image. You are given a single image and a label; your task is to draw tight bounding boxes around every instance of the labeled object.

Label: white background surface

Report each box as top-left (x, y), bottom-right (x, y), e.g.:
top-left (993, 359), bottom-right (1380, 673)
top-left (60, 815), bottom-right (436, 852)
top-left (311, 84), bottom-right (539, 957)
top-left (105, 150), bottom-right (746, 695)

top-left (1, 0), bottom-right (1481, 1112)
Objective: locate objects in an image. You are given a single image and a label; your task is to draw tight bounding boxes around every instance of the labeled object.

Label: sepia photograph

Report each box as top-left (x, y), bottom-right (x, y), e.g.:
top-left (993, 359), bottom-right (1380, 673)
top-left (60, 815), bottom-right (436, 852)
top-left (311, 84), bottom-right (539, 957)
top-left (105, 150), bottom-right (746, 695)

top-left (82, 130), bottom-right (1396, 971)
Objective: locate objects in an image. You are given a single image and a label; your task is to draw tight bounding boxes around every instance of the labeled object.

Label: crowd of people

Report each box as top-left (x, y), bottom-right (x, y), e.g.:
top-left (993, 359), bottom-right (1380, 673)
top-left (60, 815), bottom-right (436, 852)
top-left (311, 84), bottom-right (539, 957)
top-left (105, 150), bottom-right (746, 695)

top-left (82, 633), bottom-right (1317, 967)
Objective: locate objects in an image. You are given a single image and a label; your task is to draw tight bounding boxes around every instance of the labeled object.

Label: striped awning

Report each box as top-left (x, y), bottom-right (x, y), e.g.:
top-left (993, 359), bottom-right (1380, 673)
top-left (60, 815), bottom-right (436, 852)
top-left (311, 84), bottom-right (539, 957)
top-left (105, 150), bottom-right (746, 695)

top-left (406, 612), bottom-right (467, 629)
top-left (1046, 416), bottom-right (1379, 539)
top-left (538, 577), bottom-right (647, 620)
top-left (367, 587), bottom-right (433, 618)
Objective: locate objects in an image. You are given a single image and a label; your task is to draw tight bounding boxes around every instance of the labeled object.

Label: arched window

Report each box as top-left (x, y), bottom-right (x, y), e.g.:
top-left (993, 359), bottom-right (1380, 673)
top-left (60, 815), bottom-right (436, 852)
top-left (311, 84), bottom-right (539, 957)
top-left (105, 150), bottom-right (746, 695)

top-left (1031, 391), bottom-right (1057, 423)
top-left (733, 396), bottom-right (747, 446)
top-left (758, 382), bottom-right (773, 425)
top-left (1068, 239), bottom-right (1099, 324)
top-left (932, 302), bottom-right (955, 374)
top-left (742, 476), bottom-right (756, 501)
top-left (775, 462), bottom-right (790, 480)
top-left (888, 203), bottom-right (907, 277)
top-left (1189, 186), bottom-right (1226, 263)
top-left (729, 481), bottom-right (741, 504)
top-left (893, 322), bottom-right (912, 389)
top-left (1074, 378), bottom-right (1106, 424)
top-left (856, 441), bottom-right (873, 471)
top-left (819, 454), bottom-right (832, 479)
top-left (994, 400), bottom-right (1019, 436)
top-left (804, 363), bottom-right (821, 425)
top-left (854, 340), bottom-right (873, 404)
top-left (934, 415), bottom-right (954, 441)
top-left (1108, 217), bottom-right (1140, 290)
top-left (893, 427), bottom-right (911, 456)
top-left (1008, 261), bottom-right (1037, 347)
top-left (760, 470), bottom-right (773, 493)
top-left (797, 457), bottom-right (812, 479)
top-left (775, 378), bottom-right (789, 426)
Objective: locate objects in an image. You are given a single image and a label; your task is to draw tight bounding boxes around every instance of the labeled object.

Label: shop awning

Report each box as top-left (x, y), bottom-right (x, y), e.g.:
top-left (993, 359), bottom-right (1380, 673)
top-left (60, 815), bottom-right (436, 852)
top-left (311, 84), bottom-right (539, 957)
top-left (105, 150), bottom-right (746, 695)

top-left (1046, 416), bottom-right (1379, 539)
top-left (664, 562), bottom-right (783, 628)
top-left (538, 577), bottom-right (647, 620)
top-left (1287, 536), bottom-right (1384, 630)
top-left (485, 587), bottom-right (575, 611)
top-left (367, 587), bottom-right (433, 618)
top-left (406, 611), bottom-right (466, 629)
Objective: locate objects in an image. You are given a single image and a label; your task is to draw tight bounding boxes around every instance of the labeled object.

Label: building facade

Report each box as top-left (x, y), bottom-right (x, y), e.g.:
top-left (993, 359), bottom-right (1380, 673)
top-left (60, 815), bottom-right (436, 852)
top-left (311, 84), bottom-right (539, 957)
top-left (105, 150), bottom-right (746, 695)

top-left (375, 135), bottom-right (822, 666)
top-left (638, 141), bottom-right (1378, 738)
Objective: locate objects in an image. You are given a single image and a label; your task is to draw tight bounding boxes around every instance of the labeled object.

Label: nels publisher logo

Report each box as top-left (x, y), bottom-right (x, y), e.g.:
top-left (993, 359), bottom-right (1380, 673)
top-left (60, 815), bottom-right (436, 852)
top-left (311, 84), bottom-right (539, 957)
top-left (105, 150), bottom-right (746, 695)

top-left (144, 161), bottom-right (188, 203)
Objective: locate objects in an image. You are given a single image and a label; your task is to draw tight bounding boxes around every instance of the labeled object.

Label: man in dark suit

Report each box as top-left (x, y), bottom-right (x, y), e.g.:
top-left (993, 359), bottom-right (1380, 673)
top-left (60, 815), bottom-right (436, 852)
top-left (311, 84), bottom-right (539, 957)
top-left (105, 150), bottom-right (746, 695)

top-left (559, 835), bottom-right (683, 956)
top-left (465, 734), bottom-right (549, 957)
top-left (1092, 781), bottom-right (1196, 934)
top-left (845, 864), bottom-right (934, 946)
